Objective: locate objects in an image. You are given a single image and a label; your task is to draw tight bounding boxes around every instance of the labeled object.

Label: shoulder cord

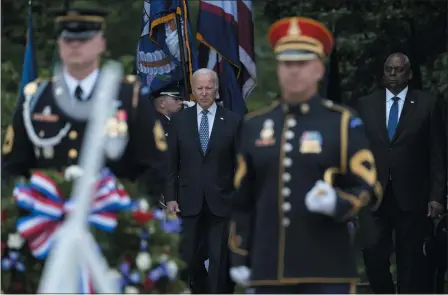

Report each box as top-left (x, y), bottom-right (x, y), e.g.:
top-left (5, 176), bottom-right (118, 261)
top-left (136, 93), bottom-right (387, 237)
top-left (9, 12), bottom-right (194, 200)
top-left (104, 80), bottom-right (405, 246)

top-left (22, 92), bottom-right (71, 148)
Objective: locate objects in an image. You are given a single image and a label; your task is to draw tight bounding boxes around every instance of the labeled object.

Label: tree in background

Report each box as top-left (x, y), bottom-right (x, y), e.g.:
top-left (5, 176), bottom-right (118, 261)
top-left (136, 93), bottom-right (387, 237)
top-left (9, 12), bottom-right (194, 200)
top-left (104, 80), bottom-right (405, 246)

top-left (264, 0), bottom-right (448, 106)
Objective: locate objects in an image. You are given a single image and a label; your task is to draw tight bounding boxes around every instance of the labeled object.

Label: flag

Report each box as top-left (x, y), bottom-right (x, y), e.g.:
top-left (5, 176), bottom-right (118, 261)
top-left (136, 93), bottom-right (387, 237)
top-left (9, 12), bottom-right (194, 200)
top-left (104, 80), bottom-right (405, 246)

top-left (136, 0), bottom-right (198, 95)
top-left (17, 8), bottom-right (37, 105)
top-left (196, 0), bottom-right (256, 115)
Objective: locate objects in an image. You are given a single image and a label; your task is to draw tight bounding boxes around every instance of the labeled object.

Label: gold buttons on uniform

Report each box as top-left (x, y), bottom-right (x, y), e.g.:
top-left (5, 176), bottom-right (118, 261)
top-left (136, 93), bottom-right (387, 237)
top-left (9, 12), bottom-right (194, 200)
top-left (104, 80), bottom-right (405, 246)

top-left (287, 118), bottom-right (296, 127)
top-left (282, 187), bottom-right (291, 197)
top-left (301, 103), bottom-right (310, 114)
top-left (282, 202), bottom-right (291, 212)
top-left (68, 149), bottom-right (78, 159)
top-left (285, 130), bottom-right (294, 140)
top-left (69, 130), bottom-right (78, 140)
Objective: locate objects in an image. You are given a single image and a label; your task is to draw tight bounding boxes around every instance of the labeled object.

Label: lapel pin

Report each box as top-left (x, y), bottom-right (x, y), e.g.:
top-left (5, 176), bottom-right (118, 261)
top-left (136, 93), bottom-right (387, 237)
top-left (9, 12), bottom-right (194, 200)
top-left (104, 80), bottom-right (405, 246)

top-left (220, 117), bottom-right (224, 120)
top-left (410, 101), bottom-right (414, 103)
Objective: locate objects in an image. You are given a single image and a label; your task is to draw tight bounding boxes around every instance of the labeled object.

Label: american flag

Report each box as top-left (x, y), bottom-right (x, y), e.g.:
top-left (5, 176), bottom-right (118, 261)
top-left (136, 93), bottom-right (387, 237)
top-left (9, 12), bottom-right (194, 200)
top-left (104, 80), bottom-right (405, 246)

top-left (197, 0), bottom-right (256, 115)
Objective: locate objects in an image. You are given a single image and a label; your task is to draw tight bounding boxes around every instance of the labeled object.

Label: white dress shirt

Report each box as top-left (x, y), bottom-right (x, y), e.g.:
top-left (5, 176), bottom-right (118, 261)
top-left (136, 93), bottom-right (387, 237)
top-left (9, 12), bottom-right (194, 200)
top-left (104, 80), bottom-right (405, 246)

top-left (63, 68), bottom-right (99, 101)
top-left (196, 102), bottom-right (217, 137)
top-left (385, 86), bottom-right (408, 127)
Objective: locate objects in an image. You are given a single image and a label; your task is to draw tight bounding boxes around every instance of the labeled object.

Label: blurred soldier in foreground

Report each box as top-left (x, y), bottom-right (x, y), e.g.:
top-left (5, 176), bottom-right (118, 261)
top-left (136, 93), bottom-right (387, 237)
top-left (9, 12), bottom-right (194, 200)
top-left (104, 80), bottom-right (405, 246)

top-left (1, 4), bottom-right (167, 200)
top-left (228, 17), bottom-right (382, 294)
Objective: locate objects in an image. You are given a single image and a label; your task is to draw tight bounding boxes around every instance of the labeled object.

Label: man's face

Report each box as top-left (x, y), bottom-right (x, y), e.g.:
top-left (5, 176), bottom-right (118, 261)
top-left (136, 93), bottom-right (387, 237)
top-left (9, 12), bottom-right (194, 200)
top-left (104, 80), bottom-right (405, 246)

top-left (277, 59), bottom-right (324, 95)
top-left (192, 73), bottom-right (217, 109)
top-left (162, 96), bottom-right (182, 115)
top-left (58, 33), bottom-right (105, 69)
top-left (383, 55), bottom-right (411, 90)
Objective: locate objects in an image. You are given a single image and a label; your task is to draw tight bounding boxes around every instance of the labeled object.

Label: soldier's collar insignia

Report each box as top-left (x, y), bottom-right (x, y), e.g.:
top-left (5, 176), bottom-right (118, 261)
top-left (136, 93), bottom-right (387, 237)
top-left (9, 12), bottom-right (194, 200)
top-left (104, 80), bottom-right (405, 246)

top-left (255, 119), bottom-right (276, 147)
top-left (299, 131), bottom-right (322, 154)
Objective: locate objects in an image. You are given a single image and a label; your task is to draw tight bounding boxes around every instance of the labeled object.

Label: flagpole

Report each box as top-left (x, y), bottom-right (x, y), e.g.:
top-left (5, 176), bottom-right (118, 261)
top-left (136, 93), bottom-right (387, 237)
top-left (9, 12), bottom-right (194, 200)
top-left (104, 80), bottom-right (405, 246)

top-left (174, 10), bottom-right (191, 99)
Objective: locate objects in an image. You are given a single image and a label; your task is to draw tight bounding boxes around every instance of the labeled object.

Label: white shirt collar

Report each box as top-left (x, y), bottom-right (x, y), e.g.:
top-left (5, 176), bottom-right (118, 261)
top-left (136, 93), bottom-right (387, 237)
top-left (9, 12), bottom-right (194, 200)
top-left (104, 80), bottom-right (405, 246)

top-left (197, 102), bottom-right (217, 116)
top-left (63, 68), bottom-right (100, 100)
top-left (386, 86), bottom-right (408, 102)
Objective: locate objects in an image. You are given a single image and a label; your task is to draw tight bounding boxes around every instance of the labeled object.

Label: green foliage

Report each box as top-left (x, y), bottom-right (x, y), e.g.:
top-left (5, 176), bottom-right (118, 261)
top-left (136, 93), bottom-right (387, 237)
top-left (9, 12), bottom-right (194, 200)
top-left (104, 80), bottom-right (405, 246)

top-left (263, 0), bottom-right (448, 104)
top-left (248, 2), bottom-right (280, 111)
top-left (1, 169), bottom-right (186, 293)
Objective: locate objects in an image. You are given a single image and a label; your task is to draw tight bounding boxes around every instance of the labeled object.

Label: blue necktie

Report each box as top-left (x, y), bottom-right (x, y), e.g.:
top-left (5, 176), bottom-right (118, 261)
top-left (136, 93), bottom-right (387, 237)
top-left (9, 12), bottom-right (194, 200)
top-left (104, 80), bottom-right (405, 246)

top-left (387, 96), bottom-right (400, 141)
top-left (199, 109), bottom-right (209, 152)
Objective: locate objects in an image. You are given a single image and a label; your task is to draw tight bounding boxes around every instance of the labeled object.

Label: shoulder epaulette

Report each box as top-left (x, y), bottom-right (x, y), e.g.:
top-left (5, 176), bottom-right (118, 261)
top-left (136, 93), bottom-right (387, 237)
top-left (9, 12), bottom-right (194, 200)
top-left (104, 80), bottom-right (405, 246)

top-left (23, 78), bottom-right (49, 96)
top-left (122, 75), bottom-right (138, 84)
top-left (244, 100), bottom-right (280, 121)
top-left (321, 99), bottom-right (353, 116)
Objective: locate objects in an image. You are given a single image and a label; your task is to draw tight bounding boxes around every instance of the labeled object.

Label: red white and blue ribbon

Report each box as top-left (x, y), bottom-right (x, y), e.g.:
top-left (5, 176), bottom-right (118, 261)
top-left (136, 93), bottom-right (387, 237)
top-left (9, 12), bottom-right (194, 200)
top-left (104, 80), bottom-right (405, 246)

top-left (12, 169), bottom-right (131, 293)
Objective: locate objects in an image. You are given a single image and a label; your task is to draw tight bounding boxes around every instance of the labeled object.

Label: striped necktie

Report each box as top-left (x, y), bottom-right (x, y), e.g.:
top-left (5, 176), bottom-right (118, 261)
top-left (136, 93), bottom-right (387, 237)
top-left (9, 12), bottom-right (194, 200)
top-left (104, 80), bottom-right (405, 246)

top-left (199, 109), bottom-right (209, 152)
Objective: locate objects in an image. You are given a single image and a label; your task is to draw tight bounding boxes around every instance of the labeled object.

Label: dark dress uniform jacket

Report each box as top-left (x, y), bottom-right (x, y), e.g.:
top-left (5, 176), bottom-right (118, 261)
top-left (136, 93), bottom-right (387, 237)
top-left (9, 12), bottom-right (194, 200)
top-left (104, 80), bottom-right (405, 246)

top-left (229, 97), bottom-right (382, 286)
top-left (1, 75), bottom-right (168, 197)
top-left (155, 111), bottom-right (171, 138)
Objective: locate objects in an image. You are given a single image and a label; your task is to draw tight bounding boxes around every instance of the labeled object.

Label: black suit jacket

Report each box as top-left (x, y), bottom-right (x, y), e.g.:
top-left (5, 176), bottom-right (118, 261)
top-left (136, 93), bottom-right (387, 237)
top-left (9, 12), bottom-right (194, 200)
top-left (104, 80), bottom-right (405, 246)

top-left (165, 104), bottom-right (241, 217)
top-left (357, 89), bottom-right (446, 211)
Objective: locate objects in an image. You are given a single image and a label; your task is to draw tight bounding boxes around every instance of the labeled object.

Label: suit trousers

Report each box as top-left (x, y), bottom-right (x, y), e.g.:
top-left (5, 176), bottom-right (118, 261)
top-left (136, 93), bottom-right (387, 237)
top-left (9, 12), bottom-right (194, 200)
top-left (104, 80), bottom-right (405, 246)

top-left (250, 283), bottom-right (354, 294)
top-left (180, 198), bottom-right (229, 293)
top-left (363, 182), bottom-right (428, 293)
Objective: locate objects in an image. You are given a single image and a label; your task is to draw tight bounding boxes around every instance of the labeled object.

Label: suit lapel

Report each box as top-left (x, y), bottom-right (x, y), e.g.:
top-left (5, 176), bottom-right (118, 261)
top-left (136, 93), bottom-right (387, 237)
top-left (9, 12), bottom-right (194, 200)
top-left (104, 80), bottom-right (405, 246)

top-left (391, 90), bottom-right (417, 143)
top-left (205, 107), bottom-right (225, 155)
top-left (374, 90), bottom-right (389, 143)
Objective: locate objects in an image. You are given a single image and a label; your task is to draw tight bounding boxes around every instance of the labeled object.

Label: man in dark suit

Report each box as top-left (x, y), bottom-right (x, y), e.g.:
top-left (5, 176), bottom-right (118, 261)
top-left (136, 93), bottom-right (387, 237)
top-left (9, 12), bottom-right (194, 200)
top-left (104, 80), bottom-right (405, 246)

top-left (165, 68), bottom-right (241, 293)
top-left (357, 53), bottom-right (446, 293)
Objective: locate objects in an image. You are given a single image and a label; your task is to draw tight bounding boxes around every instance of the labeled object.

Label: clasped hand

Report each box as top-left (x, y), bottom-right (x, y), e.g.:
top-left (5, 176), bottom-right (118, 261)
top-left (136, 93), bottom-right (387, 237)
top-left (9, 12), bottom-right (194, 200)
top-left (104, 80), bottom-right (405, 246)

top-left (166, 201), bottom-right (181, 215)
top-left (305, 180), bottom-right (337, 216)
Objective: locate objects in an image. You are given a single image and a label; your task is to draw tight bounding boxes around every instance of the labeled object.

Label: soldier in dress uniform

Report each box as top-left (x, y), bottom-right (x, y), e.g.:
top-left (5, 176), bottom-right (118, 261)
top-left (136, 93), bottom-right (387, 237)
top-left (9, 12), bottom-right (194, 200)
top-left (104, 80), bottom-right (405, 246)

top-left (1, 4), bottom-right (168, 199)
top-left (151, 82), bottom-right (183, 138)
top-left (228, 17), bottom-right (382, 294)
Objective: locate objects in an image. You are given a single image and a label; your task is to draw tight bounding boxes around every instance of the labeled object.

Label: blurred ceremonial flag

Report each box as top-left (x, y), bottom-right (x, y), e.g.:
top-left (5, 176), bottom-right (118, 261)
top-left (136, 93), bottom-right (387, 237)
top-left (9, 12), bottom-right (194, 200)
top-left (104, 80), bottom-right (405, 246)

top-left (136, 0), bottom-right (198, 95)
top-left (17, 6), bottom-right (38, 107)
top-left (197, 0), bottom-right (256, 115)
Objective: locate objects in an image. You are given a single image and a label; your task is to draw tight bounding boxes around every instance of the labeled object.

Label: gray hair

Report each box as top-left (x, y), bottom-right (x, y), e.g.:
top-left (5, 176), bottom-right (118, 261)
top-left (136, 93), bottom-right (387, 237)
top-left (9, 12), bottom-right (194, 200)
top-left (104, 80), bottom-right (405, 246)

top-left (192, 68), bottom-right (219, 89)
top-left (385, 53), bottom-right (411, 69)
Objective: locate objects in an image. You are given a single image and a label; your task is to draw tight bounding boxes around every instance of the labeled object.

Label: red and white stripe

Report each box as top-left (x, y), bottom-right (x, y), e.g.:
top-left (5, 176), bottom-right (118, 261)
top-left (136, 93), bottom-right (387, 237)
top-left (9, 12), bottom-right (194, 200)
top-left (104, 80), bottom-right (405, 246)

top-left (200, 0), bottom-right (256, 100)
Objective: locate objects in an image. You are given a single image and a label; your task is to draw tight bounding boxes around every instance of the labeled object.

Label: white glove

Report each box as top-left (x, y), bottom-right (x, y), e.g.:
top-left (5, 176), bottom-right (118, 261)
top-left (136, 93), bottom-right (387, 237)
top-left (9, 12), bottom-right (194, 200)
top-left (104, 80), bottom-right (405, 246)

top-left (230, 266), bottom-right (251, 286)
top-left (165, 23), bottom-right (181, 62)
top-left (305, 180), bottom-right (337, 216)
top-left (182, 101), bottom-right (196, 108)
